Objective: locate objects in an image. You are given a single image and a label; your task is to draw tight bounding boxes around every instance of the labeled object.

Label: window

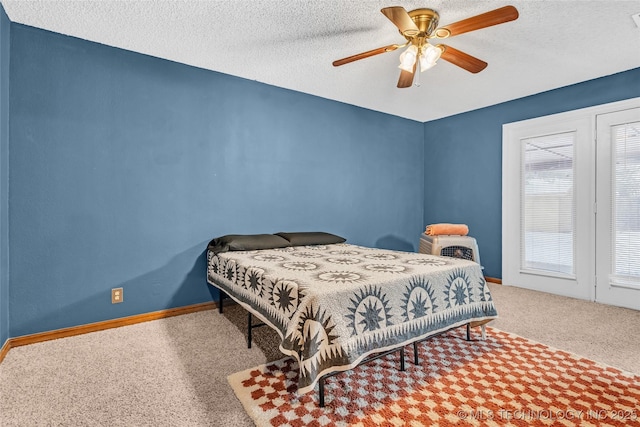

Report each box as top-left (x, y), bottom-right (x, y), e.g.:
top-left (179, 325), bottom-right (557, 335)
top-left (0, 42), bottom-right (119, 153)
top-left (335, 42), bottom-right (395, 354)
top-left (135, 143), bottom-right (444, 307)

top-left (521, 132), bottom-right (575, 275)
top-left (611, 121), bottom-right (640, 282)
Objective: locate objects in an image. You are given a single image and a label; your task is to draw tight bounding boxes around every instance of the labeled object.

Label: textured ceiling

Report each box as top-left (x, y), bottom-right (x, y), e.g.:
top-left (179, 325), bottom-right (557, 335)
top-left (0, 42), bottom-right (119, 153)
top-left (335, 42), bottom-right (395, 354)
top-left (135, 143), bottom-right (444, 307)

top-left (2, 0), bottom-right (640, 122)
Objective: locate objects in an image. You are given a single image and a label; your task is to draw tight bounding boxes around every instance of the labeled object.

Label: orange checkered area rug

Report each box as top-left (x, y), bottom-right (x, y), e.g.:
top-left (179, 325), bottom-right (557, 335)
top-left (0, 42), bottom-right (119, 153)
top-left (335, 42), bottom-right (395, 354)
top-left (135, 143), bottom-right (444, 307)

top-left (227, 327), bottom-right (640, 426)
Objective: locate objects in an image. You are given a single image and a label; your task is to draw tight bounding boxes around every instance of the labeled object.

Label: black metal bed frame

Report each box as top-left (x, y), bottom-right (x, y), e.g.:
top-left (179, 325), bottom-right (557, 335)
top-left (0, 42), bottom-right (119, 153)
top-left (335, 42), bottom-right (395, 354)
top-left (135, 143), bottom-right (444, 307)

top-left (218, 291), bottom-right (482, 407)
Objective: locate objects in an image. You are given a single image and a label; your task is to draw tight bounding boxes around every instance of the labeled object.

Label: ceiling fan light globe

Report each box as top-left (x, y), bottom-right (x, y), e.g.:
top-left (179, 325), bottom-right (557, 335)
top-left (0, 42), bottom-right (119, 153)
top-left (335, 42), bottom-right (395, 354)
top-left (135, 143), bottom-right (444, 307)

top-left (399, 62), bottom-right (416, 72)
top-left (398, 45), bottom-right (418, 72)
top-left (419, 56), bottom-right (435, 72)
top-left (418, 44), bottom-right (441, 72)
top-left (424, 44), bottom-right (442, 63)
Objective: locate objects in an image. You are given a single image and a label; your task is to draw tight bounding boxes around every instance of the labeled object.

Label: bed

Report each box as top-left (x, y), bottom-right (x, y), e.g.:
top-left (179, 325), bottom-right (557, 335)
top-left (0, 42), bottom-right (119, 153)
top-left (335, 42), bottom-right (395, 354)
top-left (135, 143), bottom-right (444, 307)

top-left (206, 232), bottom-right (497, 405)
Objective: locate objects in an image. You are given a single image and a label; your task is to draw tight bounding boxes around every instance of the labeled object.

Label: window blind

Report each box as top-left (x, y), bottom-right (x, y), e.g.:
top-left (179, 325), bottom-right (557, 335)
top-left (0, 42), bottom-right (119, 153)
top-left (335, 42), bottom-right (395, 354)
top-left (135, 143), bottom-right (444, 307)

top-left (521, 132), bottom-right (576, 275)
top-left (611, 121), bottom-right (640, 283)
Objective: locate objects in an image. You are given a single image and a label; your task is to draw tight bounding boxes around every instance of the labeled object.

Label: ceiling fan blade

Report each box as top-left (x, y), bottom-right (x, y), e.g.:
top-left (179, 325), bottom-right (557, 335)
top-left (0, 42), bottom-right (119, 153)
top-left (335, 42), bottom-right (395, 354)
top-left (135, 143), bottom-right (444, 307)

top-left (439, 45), bottom-right (487, 73)
top-left (397, 62), bottom-right (416, 88)
top-left (332, 44), bottom-right (400, 67)
top-left (434, 5), bottom-right (518, 38)
top-left (381, 7), bottom-right (420, 36)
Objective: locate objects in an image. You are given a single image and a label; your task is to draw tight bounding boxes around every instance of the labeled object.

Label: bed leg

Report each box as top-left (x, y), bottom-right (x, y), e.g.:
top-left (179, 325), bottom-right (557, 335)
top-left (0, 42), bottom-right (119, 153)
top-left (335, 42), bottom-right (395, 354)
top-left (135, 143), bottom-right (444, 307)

top-left (319, 377), bottom-right (325, 407)
top-left (247, 312), bottom-right (253, 349)
top-left (218, 291), bottom-right (226, 314)
top-left (466, 323), bottom-right (471, 341)
top-left (413, 342), bottom-right (419, 365)
top-left (481, 324), bottom-right (487, 340)
top-left (399, 347), bottom-right (405, 371)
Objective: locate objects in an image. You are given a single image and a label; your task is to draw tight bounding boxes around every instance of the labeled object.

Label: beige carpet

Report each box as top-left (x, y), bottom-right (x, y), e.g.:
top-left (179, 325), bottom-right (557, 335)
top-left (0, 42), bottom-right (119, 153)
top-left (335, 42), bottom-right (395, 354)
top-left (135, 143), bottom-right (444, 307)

top-left (1, 284), bottom-right (639, 426)
top-left (487, 284), bottom-right (640, 375)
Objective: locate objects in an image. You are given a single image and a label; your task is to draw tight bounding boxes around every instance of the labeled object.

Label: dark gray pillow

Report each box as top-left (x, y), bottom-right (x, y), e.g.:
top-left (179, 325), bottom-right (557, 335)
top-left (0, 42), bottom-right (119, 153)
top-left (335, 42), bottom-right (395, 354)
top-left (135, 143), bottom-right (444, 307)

top-left (207, 234), bottom-right (290, 254)
top-left (275, 232), bottom-right (346, 246)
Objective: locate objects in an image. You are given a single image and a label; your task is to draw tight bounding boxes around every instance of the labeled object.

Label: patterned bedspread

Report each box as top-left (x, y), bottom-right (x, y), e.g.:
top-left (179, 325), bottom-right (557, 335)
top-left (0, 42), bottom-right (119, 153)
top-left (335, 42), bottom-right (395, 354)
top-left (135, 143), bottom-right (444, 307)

top-left (207, 243), bottom-right (497, 394)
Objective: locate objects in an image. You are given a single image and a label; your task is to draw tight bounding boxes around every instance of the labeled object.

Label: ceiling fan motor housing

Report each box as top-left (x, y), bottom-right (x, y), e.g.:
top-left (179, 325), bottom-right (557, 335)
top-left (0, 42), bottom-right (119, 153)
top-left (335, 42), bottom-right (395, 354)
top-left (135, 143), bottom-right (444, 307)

top-left (407, 9), bottom-right (439, 37)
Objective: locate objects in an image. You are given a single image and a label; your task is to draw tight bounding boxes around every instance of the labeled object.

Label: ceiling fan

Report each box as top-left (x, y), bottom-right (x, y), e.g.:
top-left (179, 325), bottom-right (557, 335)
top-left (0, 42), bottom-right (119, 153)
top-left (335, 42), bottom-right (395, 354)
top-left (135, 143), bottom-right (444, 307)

top-left (332, 5), bottom-right (519, 88)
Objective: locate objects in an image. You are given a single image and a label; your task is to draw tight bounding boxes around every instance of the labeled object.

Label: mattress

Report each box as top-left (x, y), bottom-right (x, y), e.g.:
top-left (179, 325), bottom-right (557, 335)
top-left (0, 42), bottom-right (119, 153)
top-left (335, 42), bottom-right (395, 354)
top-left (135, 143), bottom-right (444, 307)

top-left (207, 243), bottom-right (497, 394)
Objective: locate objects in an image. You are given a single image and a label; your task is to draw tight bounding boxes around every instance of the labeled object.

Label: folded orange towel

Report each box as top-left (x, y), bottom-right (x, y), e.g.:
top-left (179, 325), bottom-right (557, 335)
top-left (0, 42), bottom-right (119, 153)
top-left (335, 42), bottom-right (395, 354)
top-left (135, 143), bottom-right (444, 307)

top-left (425, 223), bottom-right (469, 236)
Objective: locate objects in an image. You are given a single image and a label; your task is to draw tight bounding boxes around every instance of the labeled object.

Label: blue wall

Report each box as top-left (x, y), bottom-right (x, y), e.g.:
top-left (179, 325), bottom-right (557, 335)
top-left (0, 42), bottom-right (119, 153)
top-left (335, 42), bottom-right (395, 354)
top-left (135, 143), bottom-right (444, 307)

top-left (0, 5), bottom-right (10, 348)
top-left (423, 67), bottom-right (640, 279)
top-left (5, 13), bottom-right (639, 340)
top-left (7, 24), bottom-right (424, 337)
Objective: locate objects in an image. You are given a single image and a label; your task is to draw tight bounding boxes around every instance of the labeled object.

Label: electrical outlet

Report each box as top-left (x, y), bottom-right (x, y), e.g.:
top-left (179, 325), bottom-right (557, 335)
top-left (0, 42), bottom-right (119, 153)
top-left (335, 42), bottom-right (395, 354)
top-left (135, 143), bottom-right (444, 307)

top-left (111, 288), bottom-right (123, 304)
